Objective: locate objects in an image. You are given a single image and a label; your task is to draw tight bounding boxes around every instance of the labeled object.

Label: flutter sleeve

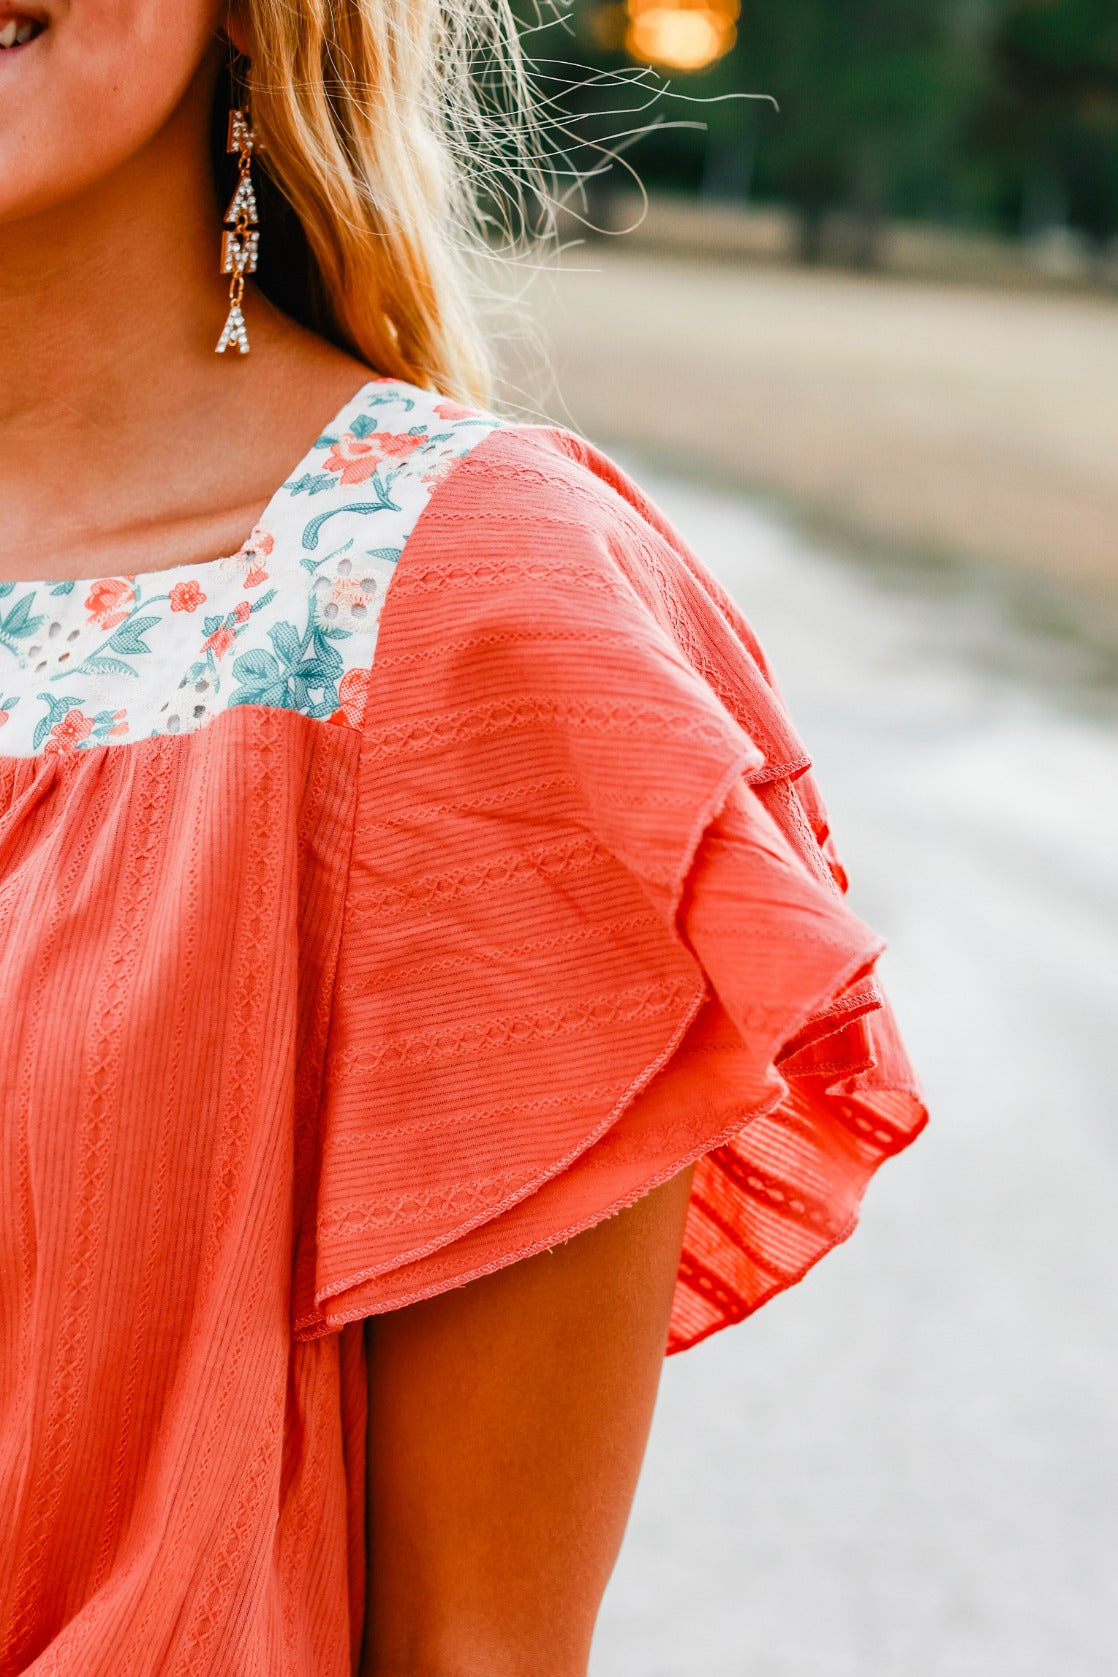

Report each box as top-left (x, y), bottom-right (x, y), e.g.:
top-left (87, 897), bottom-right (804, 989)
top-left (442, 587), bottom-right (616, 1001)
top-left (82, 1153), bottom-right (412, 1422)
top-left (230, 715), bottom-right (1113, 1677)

top-left (292, 424), bottom-right (927, 1353)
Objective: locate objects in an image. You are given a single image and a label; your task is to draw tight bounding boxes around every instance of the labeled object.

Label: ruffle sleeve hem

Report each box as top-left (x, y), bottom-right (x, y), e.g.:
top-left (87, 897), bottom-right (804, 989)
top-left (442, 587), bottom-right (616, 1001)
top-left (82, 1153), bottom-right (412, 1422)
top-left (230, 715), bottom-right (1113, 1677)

top-left (291, 424), bottom-right (928, 1354)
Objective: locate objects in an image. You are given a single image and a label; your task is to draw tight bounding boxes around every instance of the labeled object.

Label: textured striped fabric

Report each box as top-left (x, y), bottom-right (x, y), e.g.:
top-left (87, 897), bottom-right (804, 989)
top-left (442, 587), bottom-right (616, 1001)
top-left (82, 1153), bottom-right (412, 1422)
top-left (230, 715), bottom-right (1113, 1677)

top-left (0, 390), bottom-right (926, 1672)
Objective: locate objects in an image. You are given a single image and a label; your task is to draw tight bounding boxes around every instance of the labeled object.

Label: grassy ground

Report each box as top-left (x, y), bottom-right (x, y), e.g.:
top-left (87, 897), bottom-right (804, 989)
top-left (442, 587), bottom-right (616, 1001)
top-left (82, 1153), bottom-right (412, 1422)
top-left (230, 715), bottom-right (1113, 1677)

top-left (497, 247), bottom-right (1118, 649)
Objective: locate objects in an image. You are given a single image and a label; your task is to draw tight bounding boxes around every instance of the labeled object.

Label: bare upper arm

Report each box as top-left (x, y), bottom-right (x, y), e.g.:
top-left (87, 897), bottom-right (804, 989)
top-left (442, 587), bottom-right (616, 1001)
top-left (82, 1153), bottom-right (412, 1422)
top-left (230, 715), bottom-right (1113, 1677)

top-left (360, 1165), bottom-right (694, 1677)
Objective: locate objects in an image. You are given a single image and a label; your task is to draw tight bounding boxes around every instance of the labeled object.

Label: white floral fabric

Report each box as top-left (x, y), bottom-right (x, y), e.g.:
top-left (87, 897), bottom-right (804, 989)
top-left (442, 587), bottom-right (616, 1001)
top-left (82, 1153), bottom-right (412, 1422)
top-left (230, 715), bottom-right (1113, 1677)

top-left (0, 379), bottom-right (498, 757)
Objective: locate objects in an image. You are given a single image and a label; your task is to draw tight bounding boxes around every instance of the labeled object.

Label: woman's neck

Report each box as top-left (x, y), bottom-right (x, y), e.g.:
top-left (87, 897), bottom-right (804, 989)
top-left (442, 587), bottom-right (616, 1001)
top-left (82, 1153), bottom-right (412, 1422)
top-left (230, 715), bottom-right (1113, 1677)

top-left (0, 63), bottom-right (370, 580)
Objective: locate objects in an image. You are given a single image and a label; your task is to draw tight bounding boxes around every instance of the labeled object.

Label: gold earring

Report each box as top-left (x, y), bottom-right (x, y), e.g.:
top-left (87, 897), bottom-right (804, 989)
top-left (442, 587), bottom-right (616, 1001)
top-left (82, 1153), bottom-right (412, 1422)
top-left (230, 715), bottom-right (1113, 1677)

top-left (215, 107), bottom-right (259, 355)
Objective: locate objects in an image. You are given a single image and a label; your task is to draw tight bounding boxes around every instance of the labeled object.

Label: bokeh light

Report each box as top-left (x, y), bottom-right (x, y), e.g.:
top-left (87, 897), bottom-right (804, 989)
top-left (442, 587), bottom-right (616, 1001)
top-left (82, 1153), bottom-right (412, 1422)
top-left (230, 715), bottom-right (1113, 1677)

top-left (624, 0), bottom-right (738, 71)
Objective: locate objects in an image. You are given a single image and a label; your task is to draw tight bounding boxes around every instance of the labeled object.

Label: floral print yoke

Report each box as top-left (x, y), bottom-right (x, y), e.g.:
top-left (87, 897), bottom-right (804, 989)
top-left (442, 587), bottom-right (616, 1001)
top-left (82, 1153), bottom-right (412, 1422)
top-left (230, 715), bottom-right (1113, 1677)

top-left (0, 379), bottom-right (493, 756)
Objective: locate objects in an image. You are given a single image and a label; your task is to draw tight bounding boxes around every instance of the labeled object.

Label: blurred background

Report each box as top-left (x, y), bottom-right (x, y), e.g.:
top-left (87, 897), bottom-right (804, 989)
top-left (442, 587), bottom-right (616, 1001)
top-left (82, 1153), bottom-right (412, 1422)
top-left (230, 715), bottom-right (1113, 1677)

top-left (488, 3), bottom-right (1118, 1673)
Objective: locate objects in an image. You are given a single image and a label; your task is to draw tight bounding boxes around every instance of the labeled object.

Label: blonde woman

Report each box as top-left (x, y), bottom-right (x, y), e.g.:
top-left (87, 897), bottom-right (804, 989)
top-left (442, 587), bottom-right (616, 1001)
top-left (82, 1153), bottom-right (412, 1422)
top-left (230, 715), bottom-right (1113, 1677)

top-left (0, 4), bottom-right (926, 1672)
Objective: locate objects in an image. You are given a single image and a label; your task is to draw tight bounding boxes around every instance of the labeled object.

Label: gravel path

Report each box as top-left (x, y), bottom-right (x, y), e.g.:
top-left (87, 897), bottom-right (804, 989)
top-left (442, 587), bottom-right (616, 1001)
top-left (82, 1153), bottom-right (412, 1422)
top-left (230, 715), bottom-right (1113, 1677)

top-left (588, 462), bottom-right (1118, 1677)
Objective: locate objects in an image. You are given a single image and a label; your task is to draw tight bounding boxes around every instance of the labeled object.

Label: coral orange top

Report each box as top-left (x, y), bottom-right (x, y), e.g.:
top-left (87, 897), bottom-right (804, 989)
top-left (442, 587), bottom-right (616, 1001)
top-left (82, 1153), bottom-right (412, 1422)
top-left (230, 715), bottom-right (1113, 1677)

top-left (0, 379), bottom-right (926, 1672)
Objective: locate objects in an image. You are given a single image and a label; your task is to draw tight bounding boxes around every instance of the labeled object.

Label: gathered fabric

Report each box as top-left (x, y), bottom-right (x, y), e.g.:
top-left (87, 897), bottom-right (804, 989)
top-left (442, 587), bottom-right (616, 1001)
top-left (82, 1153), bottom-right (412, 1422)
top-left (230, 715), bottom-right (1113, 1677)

top-left (0, 383), bottom-right (925, 1672)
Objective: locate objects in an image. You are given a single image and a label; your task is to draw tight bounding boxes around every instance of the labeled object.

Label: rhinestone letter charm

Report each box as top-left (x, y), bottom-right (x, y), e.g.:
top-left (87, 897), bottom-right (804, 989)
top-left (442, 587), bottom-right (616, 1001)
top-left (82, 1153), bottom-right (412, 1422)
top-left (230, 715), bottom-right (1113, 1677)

top-left (224, 172), bottom-right (259, 227)
top-left (216, 107), bottom-right (258, 356)
top-left (216, 304), bottom-right (250, 355)
top-left (221, 230), bottom-right (260, 277)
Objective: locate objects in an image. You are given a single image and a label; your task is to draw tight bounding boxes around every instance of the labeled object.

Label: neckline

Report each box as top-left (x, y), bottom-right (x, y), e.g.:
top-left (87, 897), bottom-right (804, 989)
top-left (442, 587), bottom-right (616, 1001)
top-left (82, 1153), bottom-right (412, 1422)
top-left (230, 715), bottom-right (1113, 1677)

top-left (1, 376), bottom-right (387, 597)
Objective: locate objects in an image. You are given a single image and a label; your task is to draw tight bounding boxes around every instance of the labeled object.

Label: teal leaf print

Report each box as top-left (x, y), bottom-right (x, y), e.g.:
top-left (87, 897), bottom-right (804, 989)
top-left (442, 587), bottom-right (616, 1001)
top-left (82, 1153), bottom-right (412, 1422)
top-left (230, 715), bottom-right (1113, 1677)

top-left (292, 662), bottom-right (336, 690)
top-left (309, 625), bottom-right (346, 663)
top-left (302, 501), bottom-right (396, 551)
top-left (229, 677), bottom-right (290, 711)
top-left (0, 694), bottom-right (20, 712)
top-left (0, 592), bottom-right (48, 644)
top-left (269, 620), bottom-right (302, 667)
top-left (227, 611), bottom-right (346, 714)
top-left (299, 647), bottom-right (345, 684)
top-left (366, 547), bottom-right (402, 564)
top-left (230, 647), bottom-right (280, 685)
top-left (33, 692), bottom-right (84, 751)
top-left (81, 655), bottom-right (139, 679)
top-left (107, 615), bottom-right (161, 656)
top-left (269, 621), bottom-right (343, 683)
top-left (300, 540), bottom-right (353, 578)
top-left (87, 707), bottom-right (127, 743)
top-left (202, 614), bottom-right (223, 636)
top-left (0, 583), bottom-right (15, 599)
top-left (287, 472), bottom-right (339, 498)
top-left (47, 580), bottom-right (76, 597)
top-left (323, 395), bottom-right (414, 436)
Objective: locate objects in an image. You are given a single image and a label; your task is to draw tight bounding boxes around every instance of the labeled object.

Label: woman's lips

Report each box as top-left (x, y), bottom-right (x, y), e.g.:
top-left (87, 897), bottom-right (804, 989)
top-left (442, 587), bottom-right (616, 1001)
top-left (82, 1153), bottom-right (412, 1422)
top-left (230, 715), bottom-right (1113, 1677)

top-left (0, 14), bottom-right (46, 49)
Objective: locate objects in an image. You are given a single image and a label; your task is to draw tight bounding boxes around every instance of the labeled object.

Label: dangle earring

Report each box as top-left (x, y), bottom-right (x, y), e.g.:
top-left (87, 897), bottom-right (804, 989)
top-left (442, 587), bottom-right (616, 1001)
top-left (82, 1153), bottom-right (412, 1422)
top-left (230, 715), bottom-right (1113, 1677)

top-left (215, 107), bottom-right (259, 355)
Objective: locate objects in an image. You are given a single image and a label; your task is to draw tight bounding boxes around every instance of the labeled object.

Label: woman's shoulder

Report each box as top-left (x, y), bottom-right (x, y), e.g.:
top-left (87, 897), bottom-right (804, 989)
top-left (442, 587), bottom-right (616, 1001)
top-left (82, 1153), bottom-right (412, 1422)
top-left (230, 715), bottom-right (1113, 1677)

top-left (386, 385), bottom-right (682, 583)
top-left (265, 375), bottom-right (643, 622)
top-left (359, 380), bottom-right (803, 781)
top-left (293, 373), bottom-right (685, 585)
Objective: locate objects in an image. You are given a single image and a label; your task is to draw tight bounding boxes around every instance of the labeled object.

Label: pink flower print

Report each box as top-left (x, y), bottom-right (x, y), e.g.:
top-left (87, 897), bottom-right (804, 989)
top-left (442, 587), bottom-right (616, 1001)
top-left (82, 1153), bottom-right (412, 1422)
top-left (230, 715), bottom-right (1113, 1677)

top-left (324, 430), bottom-right (429, 485)
top-left (376, 430), bottom-right (429, 462)
top-left (0, 711), bottom-right (9, 729)
top-left (202, 601), bottom-right (250, 659)
top-left (43, 708), bottom-right (94, 755)
top-left (327, 665), bottom-right (370, 730)
top-left (202, 625), bottom-right (235, 659)
top-left (107, 710), bottom-right (129, 738)
top-left (323, 432), bottom-right (380, 485)
top-left (86, 577), bottom-right (136, 631)
top-left (433, 400), bottom-right (475, 421)
top-left (224, 525), bottom-right (273, 588)
top-left (170, 579), bottom-right (206, 613)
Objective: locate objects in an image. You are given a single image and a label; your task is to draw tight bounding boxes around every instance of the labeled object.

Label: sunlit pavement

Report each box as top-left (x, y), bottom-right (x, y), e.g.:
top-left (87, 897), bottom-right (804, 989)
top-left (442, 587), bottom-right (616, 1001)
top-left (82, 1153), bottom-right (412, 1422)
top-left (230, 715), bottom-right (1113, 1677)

top-left (589, 464), bottom-right (1118, 1677)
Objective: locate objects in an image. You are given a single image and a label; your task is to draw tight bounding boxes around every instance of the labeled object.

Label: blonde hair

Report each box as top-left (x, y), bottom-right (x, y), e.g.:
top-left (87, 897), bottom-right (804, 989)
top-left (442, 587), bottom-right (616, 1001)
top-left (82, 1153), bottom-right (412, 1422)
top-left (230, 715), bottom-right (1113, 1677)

top-left (228, 0), bottom-right (548, 406)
